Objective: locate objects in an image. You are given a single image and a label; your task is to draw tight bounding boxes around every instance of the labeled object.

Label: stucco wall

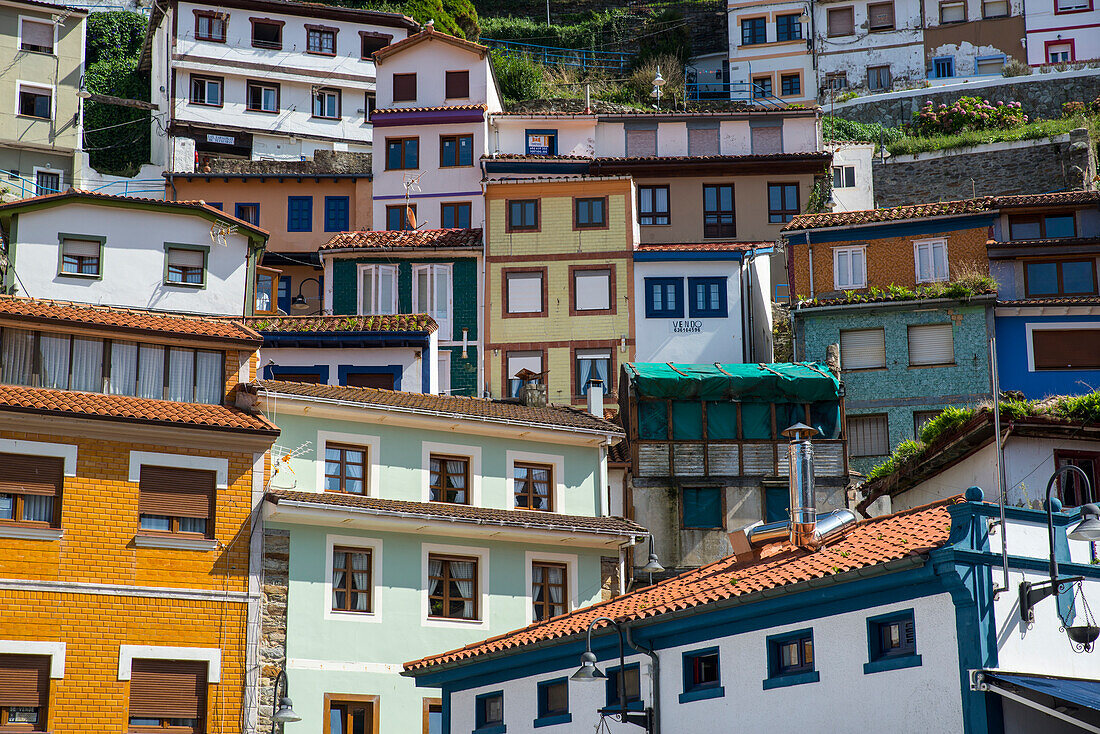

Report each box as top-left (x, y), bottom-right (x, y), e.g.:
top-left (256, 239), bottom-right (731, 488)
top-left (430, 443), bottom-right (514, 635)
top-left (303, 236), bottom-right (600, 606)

top-left (259, 342), bottom-right (434, 392)
top-left (994, 312), bottom-right (1100, 399)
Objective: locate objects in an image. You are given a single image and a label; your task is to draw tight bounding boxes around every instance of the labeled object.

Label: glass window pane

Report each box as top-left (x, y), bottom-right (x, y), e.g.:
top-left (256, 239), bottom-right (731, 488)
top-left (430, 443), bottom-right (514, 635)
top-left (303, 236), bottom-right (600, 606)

top-left (1044, 215), bottom-right (1075, 238)
top-left (22, 495), bottom-right (53, 523)
top-left (140, 515), bottom-right (171, 531)
top-left (0, 494), bottom-right (14, 519)
top-left (39, 333), bottom-right (70, 389)
top-left (1063, 261), bottom-right (1096, 294)
top-left (1026, 262), bottom-right (1060, 295)
top-left (195, 350), bottom-right (222, 404)
top-left (110, 340), bottom-right (138, 396)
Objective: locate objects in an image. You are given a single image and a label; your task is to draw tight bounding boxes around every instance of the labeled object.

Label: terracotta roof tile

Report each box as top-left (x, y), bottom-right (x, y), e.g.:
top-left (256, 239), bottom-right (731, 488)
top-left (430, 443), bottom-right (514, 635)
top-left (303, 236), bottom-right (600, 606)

top-left (0, 296), bottom-right (261, 344)
top-left (403, 498), bottom-right (960, 672)
top-left (607, 440), bottom-right (629, 464)
top-left (795, 290), bottom-right (997, 309)
top-left (240, 314), bottom-right (438, 333)
top-left (636, 242), bottom-right (768, 252)
top-left (484, 153), bottom-right (593, 161)
top-left (596, 152), bottom-right (829, 164)
top-left (373, 28), bottom-right (487, 62)
top-left (251, 380), bottom-right (623, 434)
top-left (320, 228), bottom-right (482, 251)
top-left (267, 489), bottom-right (645, 535)
top-left (989, 237), bottom-right (1100, 249)
top-left (995, 191), bottom-right (1100, 208)
top-left (0, 383), bottom-right (277, 434)
top-left (373, 104), bottom-right (486, 114)
top-left (997, 297), bottom-right (1100, 306)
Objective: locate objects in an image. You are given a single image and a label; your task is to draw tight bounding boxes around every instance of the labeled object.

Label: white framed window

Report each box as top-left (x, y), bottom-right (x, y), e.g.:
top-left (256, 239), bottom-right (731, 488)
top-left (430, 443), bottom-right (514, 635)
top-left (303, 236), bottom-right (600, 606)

top-left (505, 271), bottom-right (544, 314)
top-left (19, 18), bottom-right (55, 54)
top-left (1056, 0), bottom-right (1089, 10)
top-left (324, 534), bottom-right (383, 622)
top-left (420, 441), bottom-right (481, 505)
top-left (506, 351), bottom-right (543, 397)
top-left (908, 324), bottom-right (955, 366)
top-left (16, 81), bottom-right (52, 120)
top-left (314, 431), bottom-right (380, 497)
top-left (575, 349), bottom-right (611, 396)
top-left (848, 414), bottom-right (890, 457)
top-left (117, 646), bottom-right (220, 682)
top-left (913, 238), bottom-right (948, 283)
top-left (437, 350), bottom-right (451, 395)
top-left (413, 264), bottom-right (453, 340)
top-left (833, 246), bottom-right (866, 289)
top-left (832, 166), bottom-right (856, 188)
top-left (507, 450), bottom-right (565, 513)
top-left (357, 264), bottom-right (397, 315)
top-left (840, 328), bottom-right (886, 370)
top-left (1047, 42), bottom-right (1073, 63)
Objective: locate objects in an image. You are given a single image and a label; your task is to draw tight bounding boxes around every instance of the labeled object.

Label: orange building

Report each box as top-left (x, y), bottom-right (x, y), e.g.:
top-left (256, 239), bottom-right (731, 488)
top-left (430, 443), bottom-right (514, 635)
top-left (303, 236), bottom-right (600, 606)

top-left (0, 296), bottom-right (278, 734)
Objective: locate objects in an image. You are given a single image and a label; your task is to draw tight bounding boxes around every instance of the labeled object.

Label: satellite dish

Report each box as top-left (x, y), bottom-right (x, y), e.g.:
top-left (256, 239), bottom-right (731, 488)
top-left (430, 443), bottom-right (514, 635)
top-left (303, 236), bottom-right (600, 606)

top-left (405, 206), bottom-right (417, 230)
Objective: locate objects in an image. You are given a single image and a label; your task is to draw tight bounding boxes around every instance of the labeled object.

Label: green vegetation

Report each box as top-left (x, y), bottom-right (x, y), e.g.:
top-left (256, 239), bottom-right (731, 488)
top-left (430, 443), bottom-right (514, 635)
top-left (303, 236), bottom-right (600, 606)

top-left (334, 0), bottom-right (479, 38)
top-left (480, 10), bottom-right (626, 48)
top-left (799, 273), bottom-right (998, 306)
top-left (865, 440), bottom-right (923, 482)
top-left (886, 115), bottom-right (1089, 156)
top-left (823, 117), bottom-right (905, 146)
top-left (490, 49), bottom-right (544, 103)
top-left (83, 12), bottom-right (150, 176)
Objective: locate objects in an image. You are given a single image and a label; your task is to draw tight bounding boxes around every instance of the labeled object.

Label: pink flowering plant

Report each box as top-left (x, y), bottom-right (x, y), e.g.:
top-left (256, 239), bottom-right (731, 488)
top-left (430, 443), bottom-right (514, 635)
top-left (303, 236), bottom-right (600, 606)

top-left (910, 96), bottom-right (1027, 136)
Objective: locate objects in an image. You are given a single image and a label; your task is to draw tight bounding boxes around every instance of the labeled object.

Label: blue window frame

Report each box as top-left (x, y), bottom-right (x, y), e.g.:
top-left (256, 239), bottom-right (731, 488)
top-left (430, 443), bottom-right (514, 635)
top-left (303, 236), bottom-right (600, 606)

top-left (234, 202), bottom-right (259, 225)
top-left (687, 277), bottom-right (727, 318)
top-left (764, 629), bottom-right (819, 689)
top-left (864, 609), bottom-right (922, 673)
top-left (324, 196), bottom-right (350, 232)
top-left (604, 663), bottom-right (642, 712)
top-left (776, 13), bottom-right (802, 41)
top-left (680, 647), bottom-right (724, 703)
top-left (263, 364), bottom-right (329, 383)
top-left (644, 277), bottom-right (683, 318)
top-left (534, 677), bottom-right (570, 728)
top-left (741, 17), bottom-right (766, 45)
top-left (206, 201), bottom-right (223, 210)
top-left (277, 275), bottom-right (291, 313)
top-left (474, 691), bottom-right (505, 733)
top-left (525, 128), bottom-right (558, 156)
top-left (682, 487), bottom-right (722, 529)
top-left (287, 196), bottom-right (312, 232)
top-left (932, 57), bottom-right (955, 79)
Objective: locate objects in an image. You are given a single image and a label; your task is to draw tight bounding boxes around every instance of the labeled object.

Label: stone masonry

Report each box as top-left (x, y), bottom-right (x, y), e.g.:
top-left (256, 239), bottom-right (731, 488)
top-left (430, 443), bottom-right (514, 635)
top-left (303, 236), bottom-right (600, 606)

top-left (258, 528), bottom-right (290, 734)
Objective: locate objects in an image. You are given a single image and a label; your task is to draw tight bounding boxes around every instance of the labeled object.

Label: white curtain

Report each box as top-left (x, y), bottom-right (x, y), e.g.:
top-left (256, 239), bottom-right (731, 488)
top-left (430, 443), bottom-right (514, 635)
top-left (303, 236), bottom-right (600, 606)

top-left (22, 495), bottom-right (53, 523)
top-left (110, 340), bottom-right (138, 396)
top-left (446, 459), bottom-right (466, 503)
top-left (39, 333), bottom-right (71, 389)
top-left (137, 344), bottom-right (164, 399)
top-left (332, 551), bottom-right (347, 609)
top-left (428, 558), bottom-right (444, 600)
top-left (167, 348), bottom-right (195, 402)
top-left (195, 351), bottom-right (221, 404)
top-left (1, 329), bottom-right (34, 386)
top-left (451, 560), bottom-right (474, 618)
top-left (351, 552), bottom-right (370, 611)
top-left (547, 565), bottom-right (564, 607)
top-left (70, 337), bottom-right (103, 393)
top-left (433, 265), bottom-right (451, 335)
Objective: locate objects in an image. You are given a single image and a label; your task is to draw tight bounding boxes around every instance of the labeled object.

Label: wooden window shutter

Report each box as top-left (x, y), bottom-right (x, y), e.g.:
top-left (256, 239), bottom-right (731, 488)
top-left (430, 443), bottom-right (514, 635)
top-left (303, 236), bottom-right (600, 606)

top-left (869, 2), bottom-right (894, 27)
top-left (138, 465), bottom-right (215, 519)
top-left (445, 70), bottom-right (469, 99)
top-left (828, 7), bottom-right (853, 35)
top-left (0, 654), bottom-right (49, 707)
top-left (1033, 330), bottom-right (1100, 370)
top-left (129, 659), bottom-right (207, 719)
top-left (0, 453), bottom-right (63, 496)
top-left (393, 73), bottom-right (416, 102)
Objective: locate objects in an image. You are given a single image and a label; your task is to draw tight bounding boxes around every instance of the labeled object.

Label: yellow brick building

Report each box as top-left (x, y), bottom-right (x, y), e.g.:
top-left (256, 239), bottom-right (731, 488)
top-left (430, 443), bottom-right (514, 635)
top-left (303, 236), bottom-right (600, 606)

top-left (484, 177), bottom-right (636, 404)
top-left (0, 296), bottom-right (277, 734)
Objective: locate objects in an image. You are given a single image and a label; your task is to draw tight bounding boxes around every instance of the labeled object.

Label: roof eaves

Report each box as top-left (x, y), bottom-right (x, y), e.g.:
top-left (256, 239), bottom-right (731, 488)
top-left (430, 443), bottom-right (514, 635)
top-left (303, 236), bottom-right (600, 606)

top-left (782, 208), bottom-right (995, 236)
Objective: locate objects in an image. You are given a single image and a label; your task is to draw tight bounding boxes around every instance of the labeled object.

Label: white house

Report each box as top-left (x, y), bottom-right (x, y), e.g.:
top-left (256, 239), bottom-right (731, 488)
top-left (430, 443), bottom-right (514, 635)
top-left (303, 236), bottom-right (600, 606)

top-left (0, 190), bottom-right (267, 316)
top-left (1024, 0), bottom-right (1100, 65)
top-left (827, 142), bottom-right (875, 211)
top-left (726, 0), bottom-right (815, 105)
top-left (140, 0), bottom-right (418, 171)
top-left (814, 0), bottom-right (925, 95)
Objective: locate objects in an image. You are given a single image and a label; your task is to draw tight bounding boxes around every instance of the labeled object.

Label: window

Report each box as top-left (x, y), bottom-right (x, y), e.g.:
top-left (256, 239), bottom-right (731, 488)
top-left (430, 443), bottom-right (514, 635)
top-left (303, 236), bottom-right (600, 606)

top-left (768, 630), bottom-right (815, 677)
top-left (507, 199), bottom-right (538, 231)
top-left (18, 85), bottom-right (51, 118)
top-left (741, 17), bottom-right (766, 45)
top-left (780, 74), bottom-right (801, 97)
top-left (1047, 42), bottom-right (1074, 63)
top-left (424, 700), bottom-right (443, 734)
top-left (128, 659), bottom-right (207, 733)
top-left (331, 547), bottom-right (372, 613)
top-left (359, 264), bottom-right (397, 314)
top-left (868, 611), bottom-right (916, 661)
top-left (138, 465), bottom-right (215, 538)
top-left (976, 56), bottom-right (1006, 75)
top-left (682, 648), bottom-right (722, 701)
top-left (644, 277), bottom-right (683, 318)
top-left (231, 203), bottom-right (258, 226)
top-left (825, 71), bottom-right (848, 90)
top-left (313, 88), bottom-right (340, 119)
top-left (506, 352), bottom-right (543, 397)
top-left (703, 184), bottom-right (735, 238)
top-left (868, 65), bottom-right (892, 91)
top-left (536, 679), bottom-right (569, 724)
top-left (0, 653), bottom-right (49, 730)
top-left (625, 126), bottom-right (657, 157)
top-left (445, 70), bottom-right (470, 98)
top-left (940, 0), bottom-right (965, 22)
top-left (572, 267), bottom-right (612, 312)
top-left (531, 561), bottom-right (567, 620)
top-left (831, 165), bottom-right (856, 189)
top-left (833, 246), bottom-right (866, 289)
top-left (574, 197), bottom-right (607, 229)
top-left (246, 80), bottom-right (278, 112)
top-left (1031, 329), bottom-right (1100, 370)
top-left (1056, 451), bottom-right (1100, 507)
top-left (688, 277), bottom-right (727, 318)
top-left (20, 19), bottom-right (53, 53)
top-left (307, 25), bottom-right (337, 55)
top-left (474, 691), bottom-right (503, 731)
top-left (1024, 260), bottom-right (1098, 297)
top-left (0, 453), bottom-right (62, 528)
top-left (194, 10), bottom-right (226, 41)
top-left (251, 19), bottom-right (282, 49)
top-left (1009, 213), bottom-right (1076, 240)
top-left (325, 444), bottom-right (367, 494)
top-left (386, 204), bottom-right (415, 231)
top-left (908, 323), bottom-right (954, 366)
top-left (60, 236), bottom-right (102, 276)
top-left (393, 73), bottom-right (417, 102)
top-left (503, 270), bottom-right (544, 316)
top-left (287, 196), bottom-right (312, 232)
top-left (913, 410), bottom-right (940, 437)
top-left (326, 697), bottom-right (376, 734)
top-left (413, 263), bottom-right (452, 338)
top-left (868, 2), bottom-right (895, 29)
top-left (983, 0), bottom-right (1009, 16)
top-left (840, 328), bottom-right (885, 370)
top-left (575, 349), bottom-right (611, 396)
top-left (440, 134), bottom-right (473, 167)
top-left (752, 76), bottom-right (772, 98)
top-left (605, 665), bottom-right (641, 710)
top-left (848, 414), bottom-right (890, 457)
top-left (255, 267), bottom-right (278, 314)
top-left (365, 92), bottom-right (376, 118)
top-left (682, 487), bottom-right (722, 529)
top-left (441, 202), bottom-right (471, 229)
top-left (638, 186), bottom-right (670, 226)
top-left (189, 75), bottom-right (222, 107)
top-left (360, 31), bottom-right (390, 57)
top-left (526, 129), bottom-right (557, 155)
top-left (768, 183), bottom-right (799, 223)
top-left (165, 247), bottom-right (205, 286)
top-left (1057, 0), bottom-right (1090, 10)
top-left (932, 57), bottom-right (955, 79)
top-left (515, 462), bottom-right (552, 511)
top-left (827, 6), bottom-right (854, 35)
top-left (386, 137), bottom-right (419, 170)
top-left (913, 238), bottom-right (948, 283)
top-left (776, 13), bottom-right (802, 41)
top-left (35, 170), bottom-right (59, 196)
top-left (430, 455), bottom-right (469, 504)
top-left (428, 554), bottom-right (478, 619)
top-left (323, 196), bottom-right (350, 232)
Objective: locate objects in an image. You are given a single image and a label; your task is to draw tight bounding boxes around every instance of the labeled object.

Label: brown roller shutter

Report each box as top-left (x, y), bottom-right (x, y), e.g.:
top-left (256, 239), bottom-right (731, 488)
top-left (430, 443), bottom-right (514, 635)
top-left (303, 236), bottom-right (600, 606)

top-left (869, 2), bottom-right (894, 28)
top-left (0, 453), bottom-right (63, 496)
top-left (625, 129), bottom-right (657, 157)
top-left (138, 466), bottom-right (215, 520)
top-left (393, 73), bottom-right (416, 102)
top-left (827, 7), bottom-right (853, 35)
top-left (0, 654), bottom-right (49, 707)
top-left (129, 659), bottom-right (207, 719)
top-left (1033, 330), bottom-right (1100, 370)
top-left (445, 70), bottom-right (469, 99)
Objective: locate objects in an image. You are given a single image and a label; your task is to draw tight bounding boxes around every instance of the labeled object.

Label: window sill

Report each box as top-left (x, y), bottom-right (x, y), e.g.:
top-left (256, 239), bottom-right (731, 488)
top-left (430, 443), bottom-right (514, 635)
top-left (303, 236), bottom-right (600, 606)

top-left (678, 685), bottom-right (724, 704)
top-left (908, 363), bottom-right (956, 369)
top-left (134, 534), bottom-right (218, 551)
top-left (187, 102), bottom-right (224, 109)
top-left (688, 312), bottom-right (727, 319)
top-left (0, 525), bottom-right (62, 541)
top-left (762, 670), bottom-right (819, 690)
top-left (16, 114), bottom-right (52, 121)
top-left (163, 280), bottom-right (205, 289)
top-left (245, 108), bottom-right (279, 114)
top-left (533, 714), bottom-right (571, 728)
top-left (864, 653), bottom-right (922, 674)
top-left (473, 726), bottom-right (506, 734)
top-left (306, 50), bottom-right (337, 56)
top-left (57, 271), bottom-right (101, 279)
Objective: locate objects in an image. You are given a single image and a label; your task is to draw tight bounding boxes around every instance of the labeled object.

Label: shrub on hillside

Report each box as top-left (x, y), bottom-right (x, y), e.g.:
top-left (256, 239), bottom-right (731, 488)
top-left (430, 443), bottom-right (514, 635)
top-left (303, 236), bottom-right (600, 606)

top-left (910, 96), bottom-right (1027, 137)
top-left (491, 49), bottom-right (544, 102)
top-left (1062, 96), bottom-right (1100, 117)
top-left (1001, 58), bottom-right (1031, 77)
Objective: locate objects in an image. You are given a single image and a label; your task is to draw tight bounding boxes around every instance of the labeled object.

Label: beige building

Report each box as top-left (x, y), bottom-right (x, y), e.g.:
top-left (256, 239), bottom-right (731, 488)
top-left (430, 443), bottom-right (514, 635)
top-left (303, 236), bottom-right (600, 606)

top-left (0, 0), bottom-right (86, 200)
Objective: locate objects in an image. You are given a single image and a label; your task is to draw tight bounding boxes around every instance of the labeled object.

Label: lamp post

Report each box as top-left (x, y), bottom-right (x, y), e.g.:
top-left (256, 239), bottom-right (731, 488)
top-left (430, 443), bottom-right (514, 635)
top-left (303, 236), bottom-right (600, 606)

top-left (640, 536), bottom-right (664, 586)
top-left (651, 67), bottom-right (665, 110)
top-left (1018, 465), bottom-right (1100, 650)
top-left (571, 617), bottom-right (653, 732)
top-left (270, 667), bottom-right (301, 732)
top-left (291, 276), bottom-right (323, 311)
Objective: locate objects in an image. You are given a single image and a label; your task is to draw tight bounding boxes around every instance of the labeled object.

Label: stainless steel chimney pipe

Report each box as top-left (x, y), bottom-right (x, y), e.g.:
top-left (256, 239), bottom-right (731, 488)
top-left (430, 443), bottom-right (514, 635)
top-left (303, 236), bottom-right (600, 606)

top-left (782, 423), bottom-right (820, 547)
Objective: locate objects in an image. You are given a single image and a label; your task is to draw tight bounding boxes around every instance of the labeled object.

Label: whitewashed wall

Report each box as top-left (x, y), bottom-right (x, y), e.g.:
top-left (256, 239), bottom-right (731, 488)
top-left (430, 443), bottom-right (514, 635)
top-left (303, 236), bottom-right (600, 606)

top-left (814, 0), bottom-right (924, 89)
top-left (828, 143), bottom-right (875, 211)
top-left (260, 336), bottom-right (437, 393)
top-left (492, 118), bottom-right (597, 157)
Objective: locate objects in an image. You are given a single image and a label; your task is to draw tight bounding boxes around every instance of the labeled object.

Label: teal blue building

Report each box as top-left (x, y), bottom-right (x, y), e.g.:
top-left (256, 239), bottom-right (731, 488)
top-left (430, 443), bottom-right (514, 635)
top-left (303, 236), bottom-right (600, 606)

top-left (249, 380), bottom-right (644, 734)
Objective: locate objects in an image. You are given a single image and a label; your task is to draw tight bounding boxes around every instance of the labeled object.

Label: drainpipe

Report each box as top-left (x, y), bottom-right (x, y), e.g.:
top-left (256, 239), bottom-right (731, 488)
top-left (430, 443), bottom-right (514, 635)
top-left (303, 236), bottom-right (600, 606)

top-left (617, 536), bottom-right (642, 595)
top-left (624, 625), bottom-right (660, 734)
top-left (744, 248), bottom-right (757, 362)
top-left (807, 235), bottom-right (815, 299)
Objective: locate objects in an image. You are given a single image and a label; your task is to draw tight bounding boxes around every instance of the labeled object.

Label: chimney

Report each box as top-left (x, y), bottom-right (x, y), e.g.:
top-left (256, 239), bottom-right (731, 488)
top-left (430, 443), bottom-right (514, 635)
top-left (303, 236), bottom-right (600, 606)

top-left (515, 368), bottom-right (547, 408)
top-left (782, 423), bottom-right (820, 547)
top-left (826, 343), bottom-right (840, 375)
top-left (586, 378), bottom-right (604, 417)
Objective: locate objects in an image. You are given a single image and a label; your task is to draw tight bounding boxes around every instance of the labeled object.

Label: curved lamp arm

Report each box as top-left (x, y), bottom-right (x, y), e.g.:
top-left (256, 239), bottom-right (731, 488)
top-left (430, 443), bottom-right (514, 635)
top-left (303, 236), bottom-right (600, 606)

top-left (1045, 464), bottom-right (1093, 586)
top-left (584, 616), bottom-right (627, 712)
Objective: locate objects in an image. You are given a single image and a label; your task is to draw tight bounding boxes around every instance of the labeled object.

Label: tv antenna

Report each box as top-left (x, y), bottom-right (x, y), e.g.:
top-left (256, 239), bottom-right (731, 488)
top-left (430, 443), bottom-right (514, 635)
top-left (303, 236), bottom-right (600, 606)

top-left (209, 222), bottom-right (238, 246)
top-left (403, 172), bottom-right (426, 230)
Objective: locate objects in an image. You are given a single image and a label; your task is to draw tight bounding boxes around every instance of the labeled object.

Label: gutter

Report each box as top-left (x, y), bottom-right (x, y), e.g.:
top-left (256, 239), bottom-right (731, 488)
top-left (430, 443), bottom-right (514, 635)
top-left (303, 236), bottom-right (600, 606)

top-left (783, 210), bottom-right (997, 238)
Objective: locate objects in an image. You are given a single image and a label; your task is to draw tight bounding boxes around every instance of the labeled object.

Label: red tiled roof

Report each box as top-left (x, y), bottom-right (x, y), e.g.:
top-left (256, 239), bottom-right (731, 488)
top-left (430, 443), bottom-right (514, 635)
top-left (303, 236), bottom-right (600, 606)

top-left (484, 153), bottom-right (593, 161)
top-left (241, 314), bottom-right (438, 333)
top-left (404, 497), bottom-right (960, 672)
top-left (636, 242), bottom-right (768, 252)
top-left (0, 296), bottom-right (261, 345)
top-left (373, 27), bottom-right (488, 61)
top-left (267, 489), bottom-right (646, 535)
top-left (997, 297), bottom-right (1100, 306)
top-left (0, 383), bottom-right (277, 434)
top-left (320, 228), bottom-right (482, 251)
top-left (595, 152), bottom-right (829, 164)
top-left (373, 104), bottom-right (486, 114)
top-left (251, 380), bottom-right (623, 434)
top-left (607, 440), bottom-right (629, 464)
top-left (795, 290), bottom-right (997, 309)
top-left (995, 191), bottom-right (1100, 208)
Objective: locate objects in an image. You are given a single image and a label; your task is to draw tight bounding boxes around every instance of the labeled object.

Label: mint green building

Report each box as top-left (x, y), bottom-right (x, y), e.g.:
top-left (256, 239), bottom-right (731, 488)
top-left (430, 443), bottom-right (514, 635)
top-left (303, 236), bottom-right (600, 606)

top-left (249, 380), bottom-right (644, 734)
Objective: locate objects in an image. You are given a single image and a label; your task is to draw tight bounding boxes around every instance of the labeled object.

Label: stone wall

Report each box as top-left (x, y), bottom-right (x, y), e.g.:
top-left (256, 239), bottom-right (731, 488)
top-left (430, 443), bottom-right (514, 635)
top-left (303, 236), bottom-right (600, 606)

top-left (258, 528), bottom-right (290, 734)
top-left (872, 128), bottom-right (1097, 207)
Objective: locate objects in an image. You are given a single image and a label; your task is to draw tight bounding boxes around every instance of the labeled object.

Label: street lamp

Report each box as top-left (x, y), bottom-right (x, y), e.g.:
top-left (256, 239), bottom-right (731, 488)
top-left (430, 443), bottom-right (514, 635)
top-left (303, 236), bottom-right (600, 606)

top-left (1019, 465), bottom-right (1100, 651)
top-left (651, 67), bottom-right (666, 110)
top-left (291, 276), bottom-right (323, 311)
top-left (571, 617), bottom-right (653, 731)
top-left (271, 667), bottom-right (301, 732)
top-left (640, 536), bottom-right (663, 586)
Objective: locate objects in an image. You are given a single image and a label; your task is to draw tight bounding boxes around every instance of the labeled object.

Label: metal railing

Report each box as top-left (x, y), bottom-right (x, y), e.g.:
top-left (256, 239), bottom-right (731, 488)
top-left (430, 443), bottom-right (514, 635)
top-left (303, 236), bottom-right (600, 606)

top-left (683, 80), bottom-right (792, 108)
top-left (481, 37), bottom-right (635, 74)
top-left (0, 169), bottom-right (164, 200)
